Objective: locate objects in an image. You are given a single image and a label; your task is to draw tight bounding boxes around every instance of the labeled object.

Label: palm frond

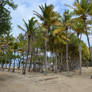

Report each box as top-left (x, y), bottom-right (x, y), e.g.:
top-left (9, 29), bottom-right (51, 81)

top-left (18, 25), bottom-right (26, 32)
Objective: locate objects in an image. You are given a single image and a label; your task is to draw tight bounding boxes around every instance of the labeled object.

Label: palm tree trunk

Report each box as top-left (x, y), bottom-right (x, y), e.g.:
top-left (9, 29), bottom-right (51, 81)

top-left (22, 53), bottom-right (25, 73)
top-left (85, 30), bottom-right (92, 62)
top-left (5, 51), bottom-right (8, 69)
top-left (18, 59), bottom-right (21, 70)
top-left (18, 53), bottom-right (20, 70)
top-left (1, 60), bottom-right (4, 70)
top-left (60, 53), bottom-right (63, 71)
top-left (12, 51), bottom-right (16, 72)
top-left (28, 36), bottom-right (34, 72)
top-left (66, 30), bottom-right (69, 76)
top-left (55, 54), bottom-right (58, 73)
top-left (66, 43), bottom-right (69, 75)
top-left (28, 53), bottom-right (32, 72)
top-left (8, 54), bottom-right (11, 72)
top-left (84, 20), bottom-right (92, 64)
top-left (44, 30), bottom-right (48, 75)
top-left (79, 35), bottom-right (82, 75)
top-left (8, 59), bottom-right (11, 72)
top-left (22, 36), bottom-right (31, 74)
top-left (2, 49), bottom-right (4, 71)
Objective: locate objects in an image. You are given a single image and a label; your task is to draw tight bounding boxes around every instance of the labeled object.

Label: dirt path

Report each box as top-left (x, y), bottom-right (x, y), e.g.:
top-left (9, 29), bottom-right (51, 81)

top-left (0, 67), bottom-right (92, 92)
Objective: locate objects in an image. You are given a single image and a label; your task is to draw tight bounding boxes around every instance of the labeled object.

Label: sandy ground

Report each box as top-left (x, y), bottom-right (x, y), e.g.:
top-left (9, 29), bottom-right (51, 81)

top-left (0, 67), bottom-right (92, 92)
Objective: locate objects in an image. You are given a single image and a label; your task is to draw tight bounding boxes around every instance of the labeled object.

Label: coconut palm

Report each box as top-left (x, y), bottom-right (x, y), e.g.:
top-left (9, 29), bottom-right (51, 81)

top-left (69, 19), bottom-right (85, 74)
top-left (17, 34), bottom-right (26, 70)
top-left (34, 3), bottom-right (60, 74)
top-left (53, 10), bottom-right (72, 75)
top-left (18, 17), bottom-right (37, 74)
top-left (61, 10), bottom-right (72, 75)
top-left (69, 0), bottom-right (92, 63)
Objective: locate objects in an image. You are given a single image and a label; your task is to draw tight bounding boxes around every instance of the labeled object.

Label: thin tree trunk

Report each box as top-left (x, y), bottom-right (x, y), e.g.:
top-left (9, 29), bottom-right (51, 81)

top-left (22, 53), bottom-right (25, 73)
top-left (12, 51), bottom-right (16, 72)
top-left (84, 20), bottom-right (92, 64)
top-left (60, 53), bottom-right (63, 72)
top-left (2, 49), bottom-right (4, 71)
top-left (66, 30), bottom-right (69, 76)
top-left (5, 52), bottom-right (7, 69)
top-left (8, 60), bottom-right (11, 72)
top-left (18, 53), bottom-right (21, 70)
top-left (55, 54), bottom-right (58, 73)
top-left (8, 55), bottom-right (11, 72)
top-left (28, 36), bottom-right (33, 72)
top-left (18, 59), bottom-right (21, 70)
top-left (66, 43), bottom-right (69, 75)
top-left (22, 36), bottom-right (31, 74)
top-left (79, 35), bottom-right (82, 75)
top-left (44, 29), bottom-right (48, 75)
top-left (44, 39), bottom-right (48, 74)
top-left (85, 30), bottom-right (92, 62)
top-left (1, 60), bottom-right (4, 70)
top-left (28, 53), bottom-right (32, 72)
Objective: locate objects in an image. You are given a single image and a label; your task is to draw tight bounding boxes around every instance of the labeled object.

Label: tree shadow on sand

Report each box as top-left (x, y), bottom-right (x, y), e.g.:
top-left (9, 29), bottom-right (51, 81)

top-left (0, 74), bottom-right (16, 82)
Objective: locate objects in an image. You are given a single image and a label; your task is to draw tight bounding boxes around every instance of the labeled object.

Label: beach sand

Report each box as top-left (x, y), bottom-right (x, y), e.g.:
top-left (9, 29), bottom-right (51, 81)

top-left (0, 67), bottom-right (92, 92)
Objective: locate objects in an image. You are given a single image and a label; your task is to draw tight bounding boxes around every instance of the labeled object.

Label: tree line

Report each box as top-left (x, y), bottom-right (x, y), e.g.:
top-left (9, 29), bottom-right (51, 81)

top-left (0, 0), bottom-right (92, 75)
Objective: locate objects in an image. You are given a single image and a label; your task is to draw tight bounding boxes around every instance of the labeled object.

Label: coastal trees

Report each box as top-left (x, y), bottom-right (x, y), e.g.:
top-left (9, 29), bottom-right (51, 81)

top-left (18, 17), bottom-right (37, 74)
top-left (0, 0), bottom-right (91, 76)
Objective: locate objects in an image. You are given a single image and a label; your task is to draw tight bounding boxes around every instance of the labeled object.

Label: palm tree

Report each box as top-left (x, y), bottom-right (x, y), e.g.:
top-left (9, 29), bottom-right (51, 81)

top-left (12, 42), bottom-right (18, 72)
top-left (62, 10), bottom-right (72, 76)
top-left (70, 0), bottom-right (92, 63)
top-left (53, 10), bottom-right (72, 75)
top-left (69, 19), bottom-right (85, 74)
top-left (34, 3), bottom-right (60, 74)
top-left (65, 0), bottom-right (92, 74)
top-left (17, 33), bottom-right (27, 70)
top-left (18, 17), bottom-right (37, 74)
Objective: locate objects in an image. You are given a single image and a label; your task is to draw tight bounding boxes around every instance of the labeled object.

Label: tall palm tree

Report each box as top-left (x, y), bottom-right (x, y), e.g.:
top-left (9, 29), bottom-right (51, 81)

top-left (17, 33), bottom-right (27, 70)
top-left (12, 42), bottom-right (18, 72)
top-left (69, 19), bottom-right (85, 74)
top-left (53, 10), bottom-right (72, 75)
top-left (71, 0), bottom-right (92, 63)
top-left (18, 17), bottom-right (37, 74)
top-left (62, 10), bottom-right (72, 76)
top-left (34, 3), bottom-right (60, 74)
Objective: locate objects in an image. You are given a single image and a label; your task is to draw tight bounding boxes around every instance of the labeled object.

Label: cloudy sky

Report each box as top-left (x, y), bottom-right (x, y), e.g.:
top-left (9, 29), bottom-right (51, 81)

top-left (10, 0), bottom-right (92, 46)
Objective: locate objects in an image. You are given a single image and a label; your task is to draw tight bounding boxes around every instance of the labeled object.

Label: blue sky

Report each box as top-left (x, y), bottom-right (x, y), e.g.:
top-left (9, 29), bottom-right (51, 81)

top-left (10, 0), bottom-right (92, 46)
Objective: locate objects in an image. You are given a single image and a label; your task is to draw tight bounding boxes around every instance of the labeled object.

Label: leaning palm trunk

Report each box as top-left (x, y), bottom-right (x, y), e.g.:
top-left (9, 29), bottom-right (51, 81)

top-left (85, 30), bottom-right (92, 62)
top-left (84, 20), bottom-right (92, 63)
top-left (22, 36), bottom-right (31, 74)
